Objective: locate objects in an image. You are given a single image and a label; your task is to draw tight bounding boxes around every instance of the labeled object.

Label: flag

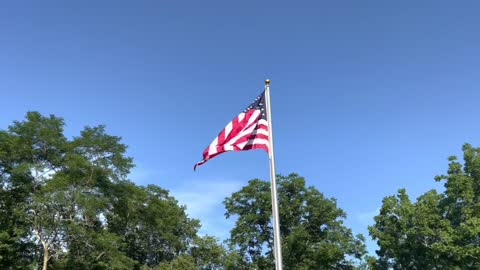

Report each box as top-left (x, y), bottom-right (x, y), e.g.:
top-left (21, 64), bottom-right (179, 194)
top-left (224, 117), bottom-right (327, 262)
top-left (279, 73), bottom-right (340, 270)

top-left (194, 91), bottom-right (270, 170)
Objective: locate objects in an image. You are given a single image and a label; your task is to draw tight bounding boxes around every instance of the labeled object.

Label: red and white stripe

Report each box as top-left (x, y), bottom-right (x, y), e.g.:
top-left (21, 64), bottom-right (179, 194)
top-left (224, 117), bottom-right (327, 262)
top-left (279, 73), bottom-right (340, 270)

top-left (194, 108), bottom-right (269, 170)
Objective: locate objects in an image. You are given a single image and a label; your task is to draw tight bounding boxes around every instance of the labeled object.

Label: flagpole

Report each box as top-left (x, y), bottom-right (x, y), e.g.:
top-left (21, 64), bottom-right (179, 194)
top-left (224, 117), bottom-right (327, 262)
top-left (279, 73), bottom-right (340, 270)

top-left (264, 79), bottom-right (283, 270)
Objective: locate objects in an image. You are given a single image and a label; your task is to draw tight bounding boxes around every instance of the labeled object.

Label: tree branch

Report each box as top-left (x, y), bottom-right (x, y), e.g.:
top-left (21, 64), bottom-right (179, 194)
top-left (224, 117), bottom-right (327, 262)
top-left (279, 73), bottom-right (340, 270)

top-left (95, 251), bottom-right (105, 261)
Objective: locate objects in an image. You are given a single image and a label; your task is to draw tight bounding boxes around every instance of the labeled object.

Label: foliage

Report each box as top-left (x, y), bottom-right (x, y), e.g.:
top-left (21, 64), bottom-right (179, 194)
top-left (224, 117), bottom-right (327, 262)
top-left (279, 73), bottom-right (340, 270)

top-left (154, 254), bottom-right (196, 270)
top-left (0, 112), bottom-right (205, 270)
top-left (4, 112), bottom-right (427, 270)
top-left (107, 182), bottom-right (200, 268)
top-left (224, 173), bottom-right (367, 269)
top-left (369, 143), bottom-right (480, 269)
top-left (190, 235), bottom-right (227, 269)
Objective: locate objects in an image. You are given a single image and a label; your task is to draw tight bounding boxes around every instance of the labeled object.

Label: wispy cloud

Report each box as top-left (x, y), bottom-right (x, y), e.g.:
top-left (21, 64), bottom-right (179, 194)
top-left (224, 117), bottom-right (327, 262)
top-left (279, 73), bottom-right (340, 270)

top-left (356, 208), bottom-right (379, 226)
top-left (170, 178), bottom-right (244, 240)
top-left (128, 164), bottom-right (244, 241)
top-left (128, 165), bottom-right (153, 185)
top-left (353, 208), bottom-right (380, 255)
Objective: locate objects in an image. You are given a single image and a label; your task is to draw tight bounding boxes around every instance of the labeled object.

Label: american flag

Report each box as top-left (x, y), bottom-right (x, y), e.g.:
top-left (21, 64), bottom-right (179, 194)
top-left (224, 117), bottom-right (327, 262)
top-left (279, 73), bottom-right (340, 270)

top-left (194, 91), bottom-right (270, 170)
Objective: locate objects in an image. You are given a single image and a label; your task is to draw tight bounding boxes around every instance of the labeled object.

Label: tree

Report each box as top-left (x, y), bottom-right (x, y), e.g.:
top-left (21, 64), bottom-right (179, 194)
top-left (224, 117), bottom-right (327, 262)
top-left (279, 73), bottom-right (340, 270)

top-left (107, 182), bottom-right (200, 269)
top-left (224, 173), bottom-right (366, 269)
top-left (0, 112), bottom-right (67, 269)
top-left (0, 112), bottom-right (203, 270)
top-left (190, 235), bottom-right (228, 270)
top-left (369, 143), bottom-right (480, 269)
top-left (0, 112), bottom-right (138, 270)
top-left (154, 254), bottom-right (196, 270)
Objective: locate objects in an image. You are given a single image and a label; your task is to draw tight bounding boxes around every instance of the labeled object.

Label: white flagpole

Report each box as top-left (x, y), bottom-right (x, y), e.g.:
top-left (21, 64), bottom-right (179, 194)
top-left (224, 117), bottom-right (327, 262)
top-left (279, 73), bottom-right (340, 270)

top-left (264, 79), bottom-right (283, 270)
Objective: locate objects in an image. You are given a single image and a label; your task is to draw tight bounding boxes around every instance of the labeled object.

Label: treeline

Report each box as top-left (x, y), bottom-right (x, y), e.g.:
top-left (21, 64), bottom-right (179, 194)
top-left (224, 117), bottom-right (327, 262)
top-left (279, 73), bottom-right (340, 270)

top-left (0, 112), bottom-right (220, 270)
top-left (1, 112), bottom-right (479, 269)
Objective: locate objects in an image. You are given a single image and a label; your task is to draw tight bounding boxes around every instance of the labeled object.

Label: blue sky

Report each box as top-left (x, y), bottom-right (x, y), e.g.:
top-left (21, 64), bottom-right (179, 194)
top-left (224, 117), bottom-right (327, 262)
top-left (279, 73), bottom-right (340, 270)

top-left (2, 1), bottom-right (480, 255)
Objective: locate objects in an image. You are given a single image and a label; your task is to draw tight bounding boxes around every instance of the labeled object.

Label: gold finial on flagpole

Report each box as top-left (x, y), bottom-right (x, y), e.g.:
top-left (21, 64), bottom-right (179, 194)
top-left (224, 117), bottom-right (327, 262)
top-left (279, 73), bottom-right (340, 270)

top-left (265, 79), bottom-right (271, 85)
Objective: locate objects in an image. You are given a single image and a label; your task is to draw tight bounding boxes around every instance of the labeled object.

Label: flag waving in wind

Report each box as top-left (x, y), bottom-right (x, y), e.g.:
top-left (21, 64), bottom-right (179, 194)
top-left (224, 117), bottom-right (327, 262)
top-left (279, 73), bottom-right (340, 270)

top-left (194, 91), bottom-right (270, 170)
top-left (193, 81), bottom-right (283, 270)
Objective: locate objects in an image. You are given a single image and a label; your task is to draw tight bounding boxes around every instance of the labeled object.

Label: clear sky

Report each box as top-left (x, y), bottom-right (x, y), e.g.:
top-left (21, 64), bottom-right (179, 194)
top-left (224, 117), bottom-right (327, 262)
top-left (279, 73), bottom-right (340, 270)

top-left (2, 1), bottom-right (480, 255)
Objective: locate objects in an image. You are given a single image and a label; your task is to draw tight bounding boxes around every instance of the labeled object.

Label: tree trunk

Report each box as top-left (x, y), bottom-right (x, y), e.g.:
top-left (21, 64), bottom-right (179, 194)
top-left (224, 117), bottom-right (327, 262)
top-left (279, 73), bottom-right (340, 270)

top-left (33, 228), bottom-right (50, 270)
top-left (42, 243), bottom-right (49, 270)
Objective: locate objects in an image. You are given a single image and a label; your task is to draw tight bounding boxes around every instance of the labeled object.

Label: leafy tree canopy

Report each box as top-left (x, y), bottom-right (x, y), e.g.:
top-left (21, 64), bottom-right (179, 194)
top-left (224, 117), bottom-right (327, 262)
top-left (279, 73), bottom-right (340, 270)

top-left (224, 173), bottom-right (367, 269)
top-left (0, 112), bottom-right (209, 270)
top-left (369, 143), bottom-right (480, 269)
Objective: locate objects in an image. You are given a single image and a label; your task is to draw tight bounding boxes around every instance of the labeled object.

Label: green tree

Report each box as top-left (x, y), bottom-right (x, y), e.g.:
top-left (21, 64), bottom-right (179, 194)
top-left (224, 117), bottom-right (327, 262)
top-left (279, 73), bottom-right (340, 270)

top-left (0, 131), bottom-right (37, 269)
top-left (107, 182), bottom-right (200, 269)
top-left (154, 254), bottom-right (196, 270)
top-left (224, 173), bottom-right (366, 269)
top-left (190, 235), bottom-right (228, 270)
top-left (0, 112), bottom-right (67, 269)
top-left (0, 112), bottom-right (137, 270)
top-left (369, 143), bottom-right (480, 269)
top-left (0, 112), bottom-right (202, 270)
